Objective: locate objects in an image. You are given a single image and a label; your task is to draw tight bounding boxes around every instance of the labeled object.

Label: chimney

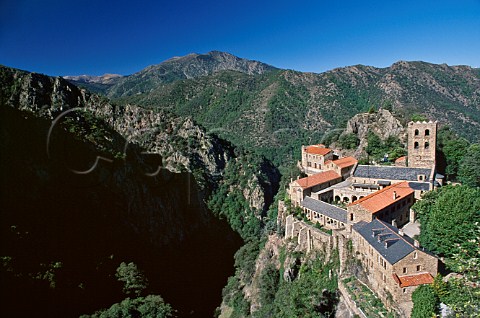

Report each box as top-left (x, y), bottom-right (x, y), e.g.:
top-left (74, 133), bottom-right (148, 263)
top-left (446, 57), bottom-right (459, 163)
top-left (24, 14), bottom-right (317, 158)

top-left (414, 239), bottom-right (420, 247)
top-left (393, 191), bottom-right (397, 200)
top-left (378, 233), bottom-right (390, 242)
top-left (398, 229), bottom-right (404, 236)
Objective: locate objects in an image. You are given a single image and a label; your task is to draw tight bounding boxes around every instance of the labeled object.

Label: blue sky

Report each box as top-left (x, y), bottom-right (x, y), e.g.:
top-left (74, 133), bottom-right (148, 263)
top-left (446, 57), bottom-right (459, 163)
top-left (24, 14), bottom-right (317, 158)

top-left (1, 0), bottom-right (479, 76)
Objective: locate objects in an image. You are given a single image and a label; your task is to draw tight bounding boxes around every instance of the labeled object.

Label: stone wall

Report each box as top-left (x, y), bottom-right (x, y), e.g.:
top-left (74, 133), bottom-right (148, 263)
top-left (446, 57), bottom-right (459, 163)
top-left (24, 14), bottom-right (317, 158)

top-left (285, 215), bottom-right (333, 255)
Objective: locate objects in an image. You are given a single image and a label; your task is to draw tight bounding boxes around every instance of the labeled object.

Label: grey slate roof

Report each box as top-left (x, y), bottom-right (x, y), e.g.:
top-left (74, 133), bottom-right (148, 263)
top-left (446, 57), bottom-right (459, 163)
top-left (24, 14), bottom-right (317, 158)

top-left (353, 165), bottom-right (432, 181)
top-left (408, 182), bottom-right (430, 191)
top-left (352, 219), bottom-right (416, 265)
top-left (302, 197), bottom-right (348, 223)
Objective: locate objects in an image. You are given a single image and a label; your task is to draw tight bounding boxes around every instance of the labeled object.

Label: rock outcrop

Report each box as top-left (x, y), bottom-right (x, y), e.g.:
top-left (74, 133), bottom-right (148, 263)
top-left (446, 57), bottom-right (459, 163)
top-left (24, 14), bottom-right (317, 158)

top-left (340, 109), bottom-right (406, 157)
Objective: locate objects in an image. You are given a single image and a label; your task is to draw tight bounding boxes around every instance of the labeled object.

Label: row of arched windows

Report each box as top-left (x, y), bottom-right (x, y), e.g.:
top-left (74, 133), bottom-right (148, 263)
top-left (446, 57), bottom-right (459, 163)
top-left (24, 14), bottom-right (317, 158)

top-left (414, 129), bottom-right (430, 136)
top-left (414, 142), bottom-right (430, 149)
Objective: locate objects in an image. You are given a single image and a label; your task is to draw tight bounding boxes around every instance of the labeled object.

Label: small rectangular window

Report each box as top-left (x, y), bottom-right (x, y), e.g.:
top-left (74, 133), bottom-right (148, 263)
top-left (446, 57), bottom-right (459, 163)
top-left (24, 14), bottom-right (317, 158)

top-left (417, 265), bottom-right (421, 271)
top-left (403, 267), bottom-right (407, 274)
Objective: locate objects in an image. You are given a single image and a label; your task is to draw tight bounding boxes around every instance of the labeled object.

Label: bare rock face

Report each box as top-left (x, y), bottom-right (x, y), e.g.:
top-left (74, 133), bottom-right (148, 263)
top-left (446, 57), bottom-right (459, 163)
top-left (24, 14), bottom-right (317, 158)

top-left (341, 109), bottom-right (406, 157)
top-left (345, 109), bottom-right (405, 141)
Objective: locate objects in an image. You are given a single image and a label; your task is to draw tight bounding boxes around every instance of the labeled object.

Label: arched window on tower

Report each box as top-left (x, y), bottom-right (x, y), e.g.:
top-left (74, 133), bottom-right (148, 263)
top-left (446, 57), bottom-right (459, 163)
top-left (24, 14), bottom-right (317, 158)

top-left (425, 142), bottom-right (430, 149)
top-left (414, 129), bottom-right (419, 136)
top-left (414, 142), bottom-right (419, 149)
top-left (425, 129), bottom-right (430, 136)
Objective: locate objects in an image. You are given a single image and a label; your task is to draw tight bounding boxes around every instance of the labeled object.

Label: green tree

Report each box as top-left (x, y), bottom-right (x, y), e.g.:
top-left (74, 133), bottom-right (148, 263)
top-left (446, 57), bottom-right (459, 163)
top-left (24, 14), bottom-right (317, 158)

top-left (458, 143), bottom-right (480, 187)
top-left (437, 126), bottom-right (470, 181)
top-left (411, 285), bottom-right (438, 318)
top-left (320, 129), bottom-right (342, 147)
top-left (365, 132), bottom-right (387, 161)
top-left (440, 278), bottom-right (480, 317)
top-left (382, 99), bottom-right (393, 112)
top-left (446, 223), bottom-right (480, 283)
top-left (80, 295), bottom-right (174, 318)
top-left (258, 263), bottom-right (280, 308)
top-left (413, 185), bottom-right (480, 258)
top-left (116, 262), bottom-right (148, 297)
top-left (265, 251), bottom-right (339, 318)
top-left (410, 113), bottom-right (427, 122)
top-left (338, 133), bottom-right (360, 149)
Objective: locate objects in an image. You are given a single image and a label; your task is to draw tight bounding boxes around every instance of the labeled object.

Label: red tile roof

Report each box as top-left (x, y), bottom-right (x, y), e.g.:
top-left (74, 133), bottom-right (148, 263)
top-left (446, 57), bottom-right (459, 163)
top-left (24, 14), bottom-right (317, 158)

top-left (393, 272), bottom-right (434, 287)
top-left (348, 181), bottom-right (414, 213)
top-left (395, 156), bottom-right (407, 163)
top-left (304, 145), bottom-right (332, 156)
top-left (295, 170), bottom-right (341, 189)
top-left (332, 156), bottom-right (358, 169)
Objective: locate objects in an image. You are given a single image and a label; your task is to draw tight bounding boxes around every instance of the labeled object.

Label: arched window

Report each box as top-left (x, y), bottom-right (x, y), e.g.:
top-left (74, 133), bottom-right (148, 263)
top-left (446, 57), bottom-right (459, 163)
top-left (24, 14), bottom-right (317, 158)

top-left (425, 129), bottom-right (430, 136)
top-left (425, 142), bottom-right (430, 149)
top-left (343, 197), bottom-right (349, 203)
top-left (414, 129), bottom-right (419, 136)
top-left (352, 196), bottom-right (358, 202)
top-left (414, 142), bottom-right (419, 149)
top-left (335, 196), bottom-right (340, 202)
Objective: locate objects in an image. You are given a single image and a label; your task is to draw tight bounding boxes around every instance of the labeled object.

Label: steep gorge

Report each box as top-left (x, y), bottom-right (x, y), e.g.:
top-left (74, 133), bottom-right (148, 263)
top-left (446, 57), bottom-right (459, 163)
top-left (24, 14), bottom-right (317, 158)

top-left (0, 67), bottom-right (280, 317)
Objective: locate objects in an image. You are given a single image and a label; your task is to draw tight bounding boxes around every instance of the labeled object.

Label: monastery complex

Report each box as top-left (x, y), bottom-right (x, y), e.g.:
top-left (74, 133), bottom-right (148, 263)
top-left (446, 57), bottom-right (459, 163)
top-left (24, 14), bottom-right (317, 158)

top-left (283, 120), bottom-right (442, 317)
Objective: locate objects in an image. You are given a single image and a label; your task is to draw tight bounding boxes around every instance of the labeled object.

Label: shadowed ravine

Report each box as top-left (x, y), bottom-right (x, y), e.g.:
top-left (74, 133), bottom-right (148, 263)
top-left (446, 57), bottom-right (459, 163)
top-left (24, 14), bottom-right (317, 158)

top-left (0, 106), bottom-right (243, 317)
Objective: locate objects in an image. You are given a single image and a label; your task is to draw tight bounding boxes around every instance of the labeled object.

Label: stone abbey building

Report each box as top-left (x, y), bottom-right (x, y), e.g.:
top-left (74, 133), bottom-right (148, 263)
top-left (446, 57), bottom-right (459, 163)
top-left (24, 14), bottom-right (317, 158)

top-left (286, 121), bottom-right (441, 317)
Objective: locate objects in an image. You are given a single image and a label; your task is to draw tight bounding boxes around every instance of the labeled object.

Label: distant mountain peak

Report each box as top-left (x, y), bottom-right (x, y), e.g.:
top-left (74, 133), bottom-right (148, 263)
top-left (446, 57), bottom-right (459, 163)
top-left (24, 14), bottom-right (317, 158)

top-left (63, 73), bottom-right (123, 85)
top-left (65, 51), bottom-right (278, 97)
top-left (101, 51), bottom-right (278, 97)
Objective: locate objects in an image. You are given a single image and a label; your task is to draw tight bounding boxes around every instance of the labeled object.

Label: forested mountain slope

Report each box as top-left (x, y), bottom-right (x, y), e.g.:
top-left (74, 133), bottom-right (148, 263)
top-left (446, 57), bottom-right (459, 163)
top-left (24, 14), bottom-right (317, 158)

top-left (110, 57), bottom-right (480, 166)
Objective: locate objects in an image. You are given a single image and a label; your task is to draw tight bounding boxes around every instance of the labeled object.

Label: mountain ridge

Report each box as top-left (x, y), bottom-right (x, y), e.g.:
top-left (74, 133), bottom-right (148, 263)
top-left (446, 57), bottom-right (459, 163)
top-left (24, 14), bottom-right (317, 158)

top-left (110, 56), bottom-right (479, 166)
